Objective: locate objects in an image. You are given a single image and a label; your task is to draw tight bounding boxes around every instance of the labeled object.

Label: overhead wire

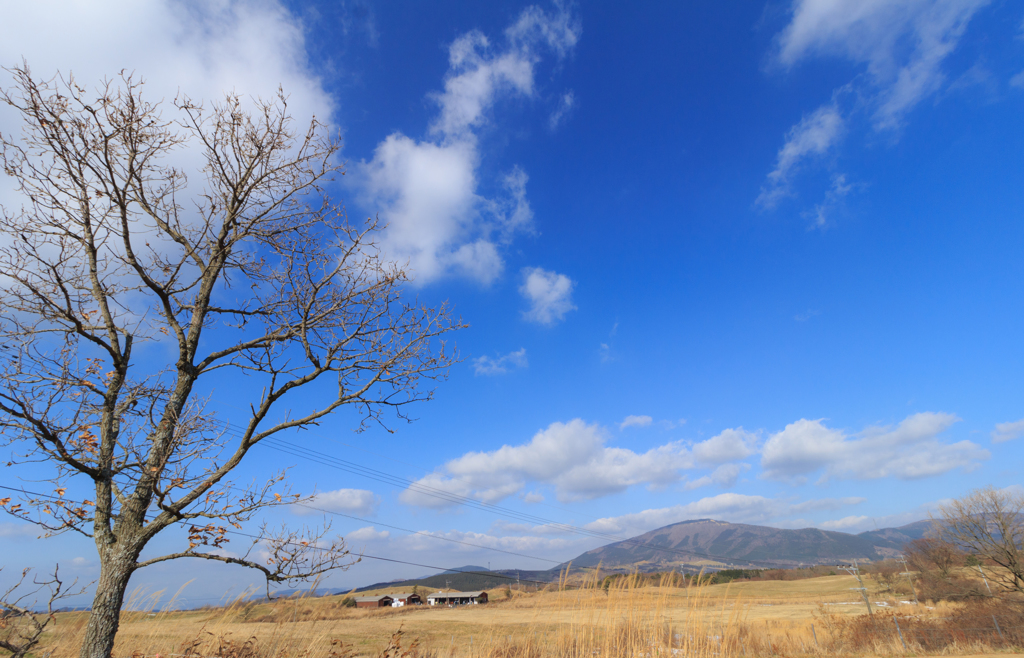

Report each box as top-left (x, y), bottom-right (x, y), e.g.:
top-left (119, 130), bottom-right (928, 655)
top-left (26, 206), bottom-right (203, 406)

top-left (0, 484), bottom-right (560, 588)
top-left (162, 419), bottom-right (813, 568)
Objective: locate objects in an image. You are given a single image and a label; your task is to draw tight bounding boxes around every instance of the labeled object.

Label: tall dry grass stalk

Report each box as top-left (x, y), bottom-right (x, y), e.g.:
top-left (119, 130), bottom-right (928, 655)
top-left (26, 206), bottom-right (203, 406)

top-left (18, 569), bottom-right (1021, 658)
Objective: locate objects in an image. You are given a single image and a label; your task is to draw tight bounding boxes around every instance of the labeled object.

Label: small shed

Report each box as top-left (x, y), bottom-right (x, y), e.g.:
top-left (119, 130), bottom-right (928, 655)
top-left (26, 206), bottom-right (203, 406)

top-left (426, 590), bottom-right (488, 606)
top-left (389, 592), bottom-right (422, 607)
top-left (355, 594), bottom-right (394, 608)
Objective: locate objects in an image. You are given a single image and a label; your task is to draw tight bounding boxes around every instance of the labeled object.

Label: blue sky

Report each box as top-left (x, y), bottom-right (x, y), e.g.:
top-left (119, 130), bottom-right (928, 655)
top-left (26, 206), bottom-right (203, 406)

top-left (2, 0), bottom-right (1024, 607)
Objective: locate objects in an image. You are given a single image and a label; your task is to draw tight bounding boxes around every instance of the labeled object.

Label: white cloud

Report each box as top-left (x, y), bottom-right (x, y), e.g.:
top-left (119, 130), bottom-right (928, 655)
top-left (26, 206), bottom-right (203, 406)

top-left (1011, 71), bottom-right (1024, 89)
top-left (819, 515), bottom-right (871, 530)
top-left (692, 428), bottom-right (759, 465)
top-left (790, 497), bottom-right (866, 512)
top-left (0, 523), bottom-right (38, 538)
top-left (585, 494), bottom-right (867, 537)
top-left (473, 348), bottom-right (528, 376)
top-left (0, 0), bottom-right (332, 127)
top-left (992, 419), bottom-right (1024, 443)
top-left (294, 489), bottom-right (380, 517)
top-left (347, 526), bottom-right (390, 542)
top-left (549, 90), bottom-right (576, 130)
top-left (620, 415), bottom-right (653, 430)
top-left (396, 526), bottom-right (582, 556)
top-left (352, 4), bottom-right (578, 285)
top-left (761, 412), bottom-right (988, 481)
top-left (520, 267), bottom-right (577, 325)
top-left (399, 418), bottom-right (693, 507)
top-left (809, 173), bottom-right (853, 228)
top-left (757, 103), bottom-right (844, 208)
top-left (776, 0), bottom-right (990, 129)
top-left (685, 463), bottom-right (751, 490)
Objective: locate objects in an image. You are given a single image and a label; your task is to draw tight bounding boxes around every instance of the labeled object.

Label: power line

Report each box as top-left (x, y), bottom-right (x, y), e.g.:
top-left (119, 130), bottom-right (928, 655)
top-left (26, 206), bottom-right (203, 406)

top-left (209, 398), bottom-right (606, 525)
top-left (0, 485), bottom-right (557, 589)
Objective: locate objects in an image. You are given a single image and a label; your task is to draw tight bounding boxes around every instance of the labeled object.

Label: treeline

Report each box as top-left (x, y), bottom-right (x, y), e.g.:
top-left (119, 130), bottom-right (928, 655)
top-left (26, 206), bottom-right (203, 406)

top-left (596, 565), bottom-right (840, 589)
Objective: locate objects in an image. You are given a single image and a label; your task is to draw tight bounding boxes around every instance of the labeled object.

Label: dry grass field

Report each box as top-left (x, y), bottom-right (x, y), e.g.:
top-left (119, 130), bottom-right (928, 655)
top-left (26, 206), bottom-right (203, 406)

top-left (12, 572), bottom-right (1022, 658)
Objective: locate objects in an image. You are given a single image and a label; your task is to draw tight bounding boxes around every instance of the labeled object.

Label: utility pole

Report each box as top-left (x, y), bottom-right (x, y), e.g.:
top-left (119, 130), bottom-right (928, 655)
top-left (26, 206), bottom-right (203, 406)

top-left (976, 565), bottom-right (992, 595)
top-left (897, 555), bottom-right (918, 605)
top-left (841, 561), bottom-right (873, 615)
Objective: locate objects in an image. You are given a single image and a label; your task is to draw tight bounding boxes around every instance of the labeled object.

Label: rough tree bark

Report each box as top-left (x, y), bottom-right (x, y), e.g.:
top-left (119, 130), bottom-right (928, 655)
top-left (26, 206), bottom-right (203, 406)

top-left (0, 65), bottom-right (464, 658)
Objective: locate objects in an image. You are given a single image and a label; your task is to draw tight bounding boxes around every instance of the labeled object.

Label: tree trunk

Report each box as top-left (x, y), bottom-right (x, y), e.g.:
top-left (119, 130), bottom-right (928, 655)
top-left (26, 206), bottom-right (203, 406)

top-left (79, 548), bottom-right (138, 658)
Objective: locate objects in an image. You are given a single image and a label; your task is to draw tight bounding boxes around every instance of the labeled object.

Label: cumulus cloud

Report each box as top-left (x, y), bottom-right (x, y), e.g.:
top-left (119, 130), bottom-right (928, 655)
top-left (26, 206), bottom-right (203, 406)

top-left (991, 418), bottom-right (1024, 443)
top-left (399, 419), bottom-right (693, 507)
top-left (761, 412), bottom-right (988, 481)
top-left (620, 415), bottom-right (653, 430)
top-left (775, 0), bottom-right (990, 129)
top-left (473, 348), bottom-right (528, 375)
top-left (0, 0), bottom-right (332, 126)
top-left (757, 103), bottom-right (844, 208)
top-left (819, 515), bottom-right (871, 530)
top-left (347, 526), bottom-right (390, 542)
top-left (294, 489), bottom-right (380, 517)
top-left (353, 4), bottom-right (579, 284)
top-left (521, 267), bottom-right (577, 324)
top-left (692, 428), bottom-right (759, 465)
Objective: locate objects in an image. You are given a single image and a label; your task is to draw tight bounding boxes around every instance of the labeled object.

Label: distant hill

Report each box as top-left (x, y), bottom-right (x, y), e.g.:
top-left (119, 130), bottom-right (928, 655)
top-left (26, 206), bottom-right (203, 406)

top-left (560, 518), bottom-right (935, 572)
top-left (339, 518), bottom-right (935, 593)
top-left (353, 567), bottom-right (559, 593)
top-left (857, 520), bottom-right (935, 555)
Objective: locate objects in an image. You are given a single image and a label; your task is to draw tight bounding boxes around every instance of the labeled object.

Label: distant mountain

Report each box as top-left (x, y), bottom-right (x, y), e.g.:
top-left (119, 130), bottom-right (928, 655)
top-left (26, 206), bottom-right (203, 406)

top-left (340, 518), bottom-right (935, 593)
top-left (561, 518), bottom-right (934, 572)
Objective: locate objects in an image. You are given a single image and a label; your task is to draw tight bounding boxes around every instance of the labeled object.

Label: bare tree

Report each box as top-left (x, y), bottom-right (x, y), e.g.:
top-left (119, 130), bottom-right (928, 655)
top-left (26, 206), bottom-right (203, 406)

top-left (1, 565), bottom-right (87, 658)
top-left (0, 66), bottom-right (463, 658)
top-left (937, 486), bottom-right (1024, 596)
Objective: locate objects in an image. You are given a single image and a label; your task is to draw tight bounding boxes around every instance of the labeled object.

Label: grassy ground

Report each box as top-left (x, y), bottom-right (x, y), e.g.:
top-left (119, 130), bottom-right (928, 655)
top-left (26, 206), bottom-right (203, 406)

top-left (12, 573), bottom-right (1020, 658)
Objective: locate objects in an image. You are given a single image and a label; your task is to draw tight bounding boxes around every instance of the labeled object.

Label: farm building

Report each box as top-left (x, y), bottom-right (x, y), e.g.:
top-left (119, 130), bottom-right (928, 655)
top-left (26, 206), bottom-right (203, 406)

top-left (426, 590), bottom-right (488, 606)
top-left (389, 592), bottom-right (422, 606)
top-left (354, 594), bottom-right (394, 608)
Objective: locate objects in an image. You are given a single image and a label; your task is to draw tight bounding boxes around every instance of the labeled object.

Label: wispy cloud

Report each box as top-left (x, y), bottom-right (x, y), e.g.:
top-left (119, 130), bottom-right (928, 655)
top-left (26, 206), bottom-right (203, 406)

top-left (775, 0), bottom-right (991, 130)
top-left (992, 418), bottom-right (1024, 443)
top-left (549, 90), bottom-right (576, 130)
top-left (762, 0), bottom-right (990, 209)
top-left (473, 348), bottom-right (528, 375)
top-left (685, 463), bottom-right (751, 490)
top-left (620, 415), bottom-right (653, 430)
top-left (809, 173), bottom-right (853, 228)
top-left (757, 103), bottom-right (844, 209)
top-left (521, 267), bottom-right (577, 325)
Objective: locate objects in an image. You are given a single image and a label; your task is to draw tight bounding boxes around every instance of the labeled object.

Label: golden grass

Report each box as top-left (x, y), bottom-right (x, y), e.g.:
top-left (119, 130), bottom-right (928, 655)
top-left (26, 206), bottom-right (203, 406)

top-left (13, 570), bottom-right (1020, 658)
